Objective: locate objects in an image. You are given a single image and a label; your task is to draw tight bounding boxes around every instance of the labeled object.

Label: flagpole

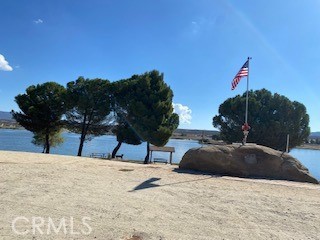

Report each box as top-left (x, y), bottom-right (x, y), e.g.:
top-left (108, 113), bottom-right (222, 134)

top-left (245, 57), bottom-right (251, 124)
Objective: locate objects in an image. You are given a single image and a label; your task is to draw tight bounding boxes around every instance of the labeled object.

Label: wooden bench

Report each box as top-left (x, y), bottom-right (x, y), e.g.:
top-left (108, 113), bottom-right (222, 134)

top-left (153, 157), bottom-right (168, 164)
top-left (149, 146), bottom-right (175, 164)
top-left (90, 153), bottom-right (106, 158)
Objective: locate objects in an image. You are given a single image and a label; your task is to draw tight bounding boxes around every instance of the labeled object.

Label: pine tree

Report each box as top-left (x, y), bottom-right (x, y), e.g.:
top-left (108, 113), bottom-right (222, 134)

top-left (65, 77), bottom-right (112, 156)
top-left (213, 89), bottom-right (310, 151)
top-left (12, 82), bottom-right (66, 153)
top-left (112, 70), bottom-right (179, 163)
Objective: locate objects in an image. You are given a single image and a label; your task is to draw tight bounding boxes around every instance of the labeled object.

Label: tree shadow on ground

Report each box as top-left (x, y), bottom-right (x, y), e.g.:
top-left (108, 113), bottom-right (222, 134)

top-left (129, 172), bottom-right (216, 192)
top-left (129, 177), bottom-right (161, 192)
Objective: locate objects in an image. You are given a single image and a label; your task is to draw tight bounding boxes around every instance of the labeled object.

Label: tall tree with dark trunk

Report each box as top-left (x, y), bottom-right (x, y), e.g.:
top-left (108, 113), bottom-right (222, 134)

top-left (112, 70), bottom-right (179, 163)
top-left (65, 77), bottom-right (112, 156)
top-left (213, 89), bottom-right (310, 151)
top-left (12, 82), bottom-right (66, 153)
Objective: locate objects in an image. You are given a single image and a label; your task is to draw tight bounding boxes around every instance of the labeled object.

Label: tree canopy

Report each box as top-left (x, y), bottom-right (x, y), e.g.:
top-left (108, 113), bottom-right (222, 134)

top-left (112, 70), bottom-right (179, 163)
top-left (110, 117), bottom-right (142, 158)
top-left (65, 77), bottom-right (112, 156)
top-left (12, 82), bottom-right (66, 153)
top-left (212, 89), bottom-right (310, 151)
top-left (11, 71), bottom-right (179, 160)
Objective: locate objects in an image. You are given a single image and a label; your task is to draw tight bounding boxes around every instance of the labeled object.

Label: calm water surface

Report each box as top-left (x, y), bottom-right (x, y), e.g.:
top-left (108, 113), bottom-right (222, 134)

top-left (0, 129), bottom-right (319, 180)
top-left (0, 129), bottom-right (201, 163)
top-left (290, 149), bottom-right (320, 180)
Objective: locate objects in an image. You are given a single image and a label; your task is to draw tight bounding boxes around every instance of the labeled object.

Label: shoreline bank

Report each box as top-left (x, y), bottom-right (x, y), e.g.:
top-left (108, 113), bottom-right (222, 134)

top-left (295, 144), bottom-right (320, 150)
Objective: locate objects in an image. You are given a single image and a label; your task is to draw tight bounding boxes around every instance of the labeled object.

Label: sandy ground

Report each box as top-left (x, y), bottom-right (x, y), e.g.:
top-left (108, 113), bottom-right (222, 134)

top-left (0, 151), bottom-right (320, 240)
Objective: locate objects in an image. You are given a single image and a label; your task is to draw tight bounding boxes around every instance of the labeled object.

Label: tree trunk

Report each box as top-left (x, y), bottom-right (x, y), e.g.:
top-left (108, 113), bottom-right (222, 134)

top-left (45, 133), bottom-right (50, 154)
top-left (78, 110), bottom-right (95, 157)
top-left (78, 113), bottom-right (88, 157)
top-left (144, 142), bottom-right (150, 164)
top-left (77, 133), bottom-right (85, 156)
top-left (112, 141), bottom-right (122, 158)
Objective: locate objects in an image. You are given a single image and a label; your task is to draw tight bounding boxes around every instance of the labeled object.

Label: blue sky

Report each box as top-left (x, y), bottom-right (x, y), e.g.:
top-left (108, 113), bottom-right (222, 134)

top-left (1, 0), bottom-right (320, 131)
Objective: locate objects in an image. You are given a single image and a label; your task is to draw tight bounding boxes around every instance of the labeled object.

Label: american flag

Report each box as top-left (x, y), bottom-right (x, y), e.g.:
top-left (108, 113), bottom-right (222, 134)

top-left (231, 60), bottom-right (249, 90)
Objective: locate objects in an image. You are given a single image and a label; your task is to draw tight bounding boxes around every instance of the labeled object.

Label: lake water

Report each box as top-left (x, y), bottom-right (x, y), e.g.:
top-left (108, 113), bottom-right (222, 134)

top-left (0, 129), bottom-right (201, 163)
top-left (0, 129), bottom-right (319, 180)
top-left (289, 149), bottom-right (320, 181)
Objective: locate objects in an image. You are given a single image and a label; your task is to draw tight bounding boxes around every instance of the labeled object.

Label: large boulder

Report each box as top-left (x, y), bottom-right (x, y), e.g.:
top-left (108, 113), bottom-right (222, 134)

top-left (179, 144), bottom-right (319, 184)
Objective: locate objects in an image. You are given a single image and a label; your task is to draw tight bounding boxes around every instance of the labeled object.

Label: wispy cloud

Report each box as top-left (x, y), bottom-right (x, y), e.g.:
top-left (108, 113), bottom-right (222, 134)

top-left (191, 21), bottom-right (200, 35)
top-left (33, 19), bottom-right (43, 24)
top-left (190, 16), bottom-right (226, 35)
top-left (173, 103), bottom-right (192, 124)
top-left (0, 54), bottom-right (13, 71)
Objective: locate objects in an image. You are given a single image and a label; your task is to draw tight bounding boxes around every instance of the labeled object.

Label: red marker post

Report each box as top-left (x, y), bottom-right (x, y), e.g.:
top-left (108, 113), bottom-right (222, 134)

top-left (242, 123), bottom-right (250, 145)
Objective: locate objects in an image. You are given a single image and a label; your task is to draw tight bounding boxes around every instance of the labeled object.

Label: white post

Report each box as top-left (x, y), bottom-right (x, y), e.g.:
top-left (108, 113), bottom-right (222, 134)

top-left (245, 57), bottom-right (251, 124)
top-left (286, 134), bottom-right (290, 153)
top-left (243, 57), bottom-right (251, 145)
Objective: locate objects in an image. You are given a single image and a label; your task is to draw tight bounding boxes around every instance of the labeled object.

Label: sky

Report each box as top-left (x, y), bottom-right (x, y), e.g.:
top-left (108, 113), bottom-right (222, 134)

top-left (1, 0), bottom-right (320, 131)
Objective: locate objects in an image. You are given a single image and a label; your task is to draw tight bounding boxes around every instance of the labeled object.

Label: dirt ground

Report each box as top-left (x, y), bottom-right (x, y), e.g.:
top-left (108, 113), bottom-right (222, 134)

top-left (0, 150), bottom-right (319, 240)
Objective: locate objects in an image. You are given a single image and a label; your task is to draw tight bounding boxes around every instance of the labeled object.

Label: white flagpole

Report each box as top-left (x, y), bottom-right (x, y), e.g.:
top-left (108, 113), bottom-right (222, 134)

top-left (242, 57), bottom-right (251, 145)
top-left (245, 57), bottom-right (251, 124)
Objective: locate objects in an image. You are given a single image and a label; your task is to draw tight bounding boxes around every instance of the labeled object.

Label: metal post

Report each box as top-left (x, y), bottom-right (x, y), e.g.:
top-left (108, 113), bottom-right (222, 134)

top-left (286, 134), bottom-right (290, 153)
top-left (242, 57), bottom-right (251, 145)
top-left (245, 57), bottom-right (251, 124)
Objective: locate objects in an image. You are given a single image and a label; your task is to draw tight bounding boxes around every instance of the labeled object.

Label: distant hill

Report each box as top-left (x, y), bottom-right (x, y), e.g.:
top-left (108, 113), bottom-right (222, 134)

top-left (309, 132), bottom-right (320, 139)
top-left (175, 129), bottom-right (320, 140)
top-left (0, 111), bottom-right (13, 121)
top-left (174, 129), bottom-right (219, 136)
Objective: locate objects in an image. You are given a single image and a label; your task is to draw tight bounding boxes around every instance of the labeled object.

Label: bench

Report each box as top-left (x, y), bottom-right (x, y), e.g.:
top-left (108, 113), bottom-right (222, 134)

top-left (153, 158), bottom-right (168, 164)
top-left (90, 153), bottom-right (106, 158)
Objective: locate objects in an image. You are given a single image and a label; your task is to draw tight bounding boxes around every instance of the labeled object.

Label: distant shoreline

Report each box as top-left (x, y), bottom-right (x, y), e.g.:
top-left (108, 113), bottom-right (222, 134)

top-left (2, 127), bottom-right (320, 150)
top-left (295, 144), bottom-right (320, 151)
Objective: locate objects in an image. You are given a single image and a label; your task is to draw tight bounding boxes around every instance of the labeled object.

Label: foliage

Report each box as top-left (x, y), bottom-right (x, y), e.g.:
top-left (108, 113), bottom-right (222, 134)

top-left (32, 130), bottom-right (64, 153)
top-left (110, 117), bottom-right (142, 158)
top-left (112, 70), bottom-right (179, 163)
top-left (109, 79), bottom-right (143, 158)
top-left (12, 82), bottom-right (66, 153)
top-left (65, 77), bottom-right (112, 156)
top-left (212, 89), bottom-right (310, 151)
top-left (11, 71), bottom-right (179, 159)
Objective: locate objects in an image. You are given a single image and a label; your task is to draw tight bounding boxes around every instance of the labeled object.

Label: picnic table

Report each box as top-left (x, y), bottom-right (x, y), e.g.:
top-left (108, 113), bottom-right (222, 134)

top-left (149, 146), bottom-right (175, 164)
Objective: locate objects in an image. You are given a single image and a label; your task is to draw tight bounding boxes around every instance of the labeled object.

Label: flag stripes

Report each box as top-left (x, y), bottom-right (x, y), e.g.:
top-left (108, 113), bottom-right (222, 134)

top-left (231, 60), bottom-right (249, 90)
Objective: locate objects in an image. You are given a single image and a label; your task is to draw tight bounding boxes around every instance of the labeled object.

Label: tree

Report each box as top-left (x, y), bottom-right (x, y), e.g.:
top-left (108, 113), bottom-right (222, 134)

top-left (109, 80), bottom-right (142, 158)
top-left (111, 118), bottom-right (142, 158)
top-left (212, 89), bottom-right (310, 151)
top-left (65, 77), bottom-right (112, 156)
top-left (112, 70), bottom-right (179, 163)
top-left (32, 130), bottom-right (64, 153)
top-left (12, 82), bottom-right (66, 153)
